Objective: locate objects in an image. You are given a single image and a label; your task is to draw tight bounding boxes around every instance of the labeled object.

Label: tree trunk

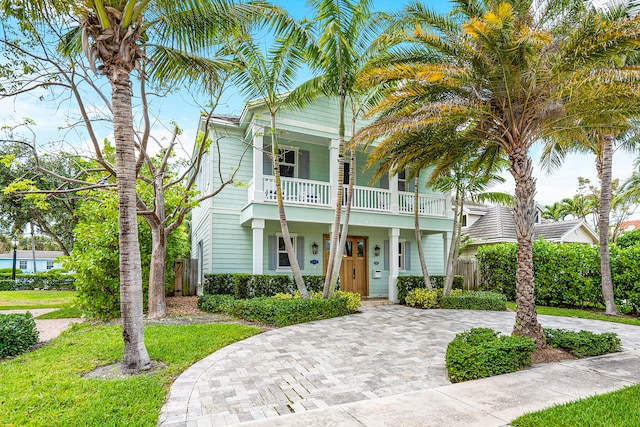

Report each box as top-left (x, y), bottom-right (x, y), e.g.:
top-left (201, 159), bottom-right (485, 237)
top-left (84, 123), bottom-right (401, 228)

top-left (323, 93), bottom-right (346, 297)
top-left (147, 171), bottom-right (167, 319)
top-left (443, 187), bottom-right (462, 295)
top-left (598, 134), bottom-right (619, 315)
top-left (414, 174), bottom-right (432, 290)
top-left (111, 70), bottom-right (151, 373)
top-left (509, 148), bottom-right (545, 348)
top-left (271, 113), bottom-right (308, 298)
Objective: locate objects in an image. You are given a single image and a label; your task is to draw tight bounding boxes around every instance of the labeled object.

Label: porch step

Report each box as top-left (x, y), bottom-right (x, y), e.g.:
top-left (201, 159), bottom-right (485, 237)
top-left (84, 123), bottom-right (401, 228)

top-left (360, 298), bottom-right (394, 307)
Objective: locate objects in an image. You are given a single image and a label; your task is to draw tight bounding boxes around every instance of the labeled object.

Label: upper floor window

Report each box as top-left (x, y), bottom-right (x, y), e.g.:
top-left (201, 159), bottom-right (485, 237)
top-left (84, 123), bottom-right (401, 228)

top-left (462, 214), bottom-right (468, 227)
top-left (279, 149), bottom-right (296, 178)
top-left (398, 169), bottom-right (407, 192)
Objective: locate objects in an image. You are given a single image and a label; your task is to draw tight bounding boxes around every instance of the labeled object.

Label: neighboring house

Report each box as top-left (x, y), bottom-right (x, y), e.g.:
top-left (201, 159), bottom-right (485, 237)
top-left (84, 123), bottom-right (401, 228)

top-left (460, 203), bottom-right (599, 259)
top-left (619, 220), bottom-right (640, 232)
top-left (0, 250), bottom-right (64, 274)
top-left (190, 97), bottom-right (454, 301)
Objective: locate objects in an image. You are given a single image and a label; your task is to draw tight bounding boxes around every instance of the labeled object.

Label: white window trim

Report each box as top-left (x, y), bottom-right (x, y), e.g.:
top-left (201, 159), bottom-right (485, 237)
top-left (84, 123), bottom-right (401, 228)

top-left (276, 232), bottom-right (298, 271)
top-left (19, 260), bottom-right (28, 270)
top-left (278, 145), bottom-right (298, 178)
top-left (398, 239), bottom-right (406, 271)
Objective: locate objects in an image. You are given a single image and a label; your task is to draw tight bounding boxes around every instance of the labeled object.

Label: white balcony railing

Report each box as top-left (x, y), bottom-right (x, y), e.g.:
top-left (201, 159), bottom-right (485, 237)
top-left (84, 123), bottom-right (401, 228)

top-left (264, 177), bottom-right (331, 207)
top-left (263, 177), bottom-right (446, 217)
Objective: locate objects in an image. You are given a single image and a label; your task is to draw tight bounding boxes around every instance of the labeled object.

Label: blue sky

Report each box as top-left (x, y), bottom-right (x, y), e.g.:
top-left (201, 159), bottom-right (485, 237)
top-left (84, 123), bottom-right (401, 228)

top-left (0, 0), bottom-right (636, 215)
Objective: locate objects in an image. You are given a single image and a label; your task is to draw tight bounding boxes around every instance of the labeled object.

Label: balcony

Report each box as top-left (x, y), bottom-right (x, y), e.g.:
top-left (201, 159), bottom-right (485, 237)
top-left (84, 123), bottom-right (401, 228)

top-left (261, 177), bottom-right (447, 217)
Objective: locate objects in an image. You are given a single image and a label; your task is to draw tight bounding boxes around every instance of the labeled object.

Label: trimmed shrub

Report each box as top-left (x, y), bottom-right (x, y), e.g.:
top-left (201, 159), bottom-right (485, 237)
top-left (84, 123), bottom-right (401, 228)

top-left (397, 275), bottom-right (464, 304)
top-left (405, 288), bottom-right (438, 309)
top-left (334, 290), bottom-right (361, 312)
top-left (440, 291), bottom-right (507, 311)
top-left (198, 294), bottom-right (354, 326)
top-left (544, 328), bottom-right (621, 357)
top-left (232, 274), bottom-right (254, 299)
top-left (304, 275), bottom-right (327, 293)
top-left (0, 313), bottom-right (39, 358)
top-left (446, 328), bottom-right (536, 383)
top-left (14, 272), bottom-right (76, 290)
top-left (203, 274), bottom-right (233, 295)
top-left (0, 279), bottom-right (16, 291)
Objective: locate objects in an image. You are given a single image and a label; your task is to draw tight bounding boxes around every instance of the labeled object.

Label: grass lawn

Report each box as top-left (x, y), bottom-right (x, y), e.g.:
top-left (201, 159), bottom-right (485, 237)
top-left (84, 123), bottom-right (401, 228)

top-left (0, 322), bottom-right (259, 426)
top-left (0, 290), bottom-right (78, 310)
top-left (511, 384), bottom-right (640, 426)
top-left (505, 302), bottom-right (640, 327)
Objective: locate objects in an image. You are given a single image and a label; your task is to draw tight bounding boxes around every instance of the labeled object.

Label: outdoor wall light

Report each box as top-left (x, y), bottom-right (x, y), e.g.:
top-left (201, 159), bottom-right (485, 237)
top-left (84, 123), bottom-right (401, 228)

top-left (374, 244), bottom-right (380, 257)
top-left (311, 242), bottom-right (319, 255)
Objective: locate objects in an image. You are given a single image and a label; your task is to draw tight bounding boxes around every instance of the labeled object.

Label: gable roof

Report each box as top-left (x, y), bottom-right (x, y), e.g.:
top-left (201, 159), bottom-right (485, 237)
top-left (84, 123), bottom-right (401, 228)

top-left (463, 205), bottom-right (598, 244)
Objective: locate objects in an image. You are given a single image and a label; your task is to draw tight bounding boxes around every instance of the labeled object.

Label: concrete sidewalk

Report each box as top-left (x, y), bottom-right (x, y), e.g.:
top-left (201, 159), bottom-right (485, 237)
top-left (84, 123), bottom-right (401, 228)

top-left (158, 305), bottom-right (640, 427)
top-left (1, 308), bottom-right (82, 342)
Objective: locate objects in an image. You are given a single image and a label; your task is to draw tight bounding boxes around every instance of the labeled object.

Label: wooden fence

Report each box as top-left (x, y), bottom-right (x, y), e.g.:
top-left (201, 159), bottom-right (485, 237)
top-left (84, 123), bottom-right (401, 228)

top-left (455, 258), bottom-right (479, 291)
top-left (173, 258), bottom-right (199, 296)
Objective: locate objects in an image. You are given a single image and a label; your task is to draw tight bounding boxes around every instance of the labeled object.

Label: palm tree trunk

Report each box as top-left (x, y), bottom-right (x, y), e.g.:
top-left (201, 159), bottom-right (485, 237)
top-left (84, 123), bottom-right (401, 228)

top-left (443, 187), bottom-right (462, 295)
top-left (323, 93), bottom-right (346, 297)
top-left (111, 70), bottom-right (151, 372)
top-left (414, 173), bottom-right (432, 290)
top-left (271, 113), bottom-right (308, 298)
top-left (509, 148), bottom-right (545, 347)
top-left (598, 134), bottom-right (619, 315)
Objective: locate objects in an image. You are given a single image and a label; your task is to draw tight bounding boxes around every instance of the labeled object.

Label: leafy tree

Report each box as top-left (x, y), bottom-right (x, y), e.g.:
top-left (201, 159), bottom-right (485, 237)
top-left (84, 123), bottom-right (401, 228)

top-left (354, 0), bottom-right (640, 345)
top-left (541, 201), bottom-right (573, 222)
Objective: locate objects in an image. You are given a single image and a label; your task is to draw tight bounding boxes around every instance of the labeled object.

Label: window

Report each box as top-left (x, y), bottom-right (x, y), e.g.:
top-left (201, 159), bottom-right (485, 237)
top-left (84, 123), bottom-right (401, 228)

top-left (46, 261), bottom-right (54, 270)
top-left (398, 169), bottom-right (407, 192)
top-left (462, 214), bottom-right (468, 227)
top-left (278, 236), bottom-right (296, 269)
top-left (343, 162), bottom-right (350, 184)
top-left (19, 260), bottom-right (27, 270)
top-left (279, 149), bottom-right (296, 177)
top-left (398, 241), bottom-right (406, 270)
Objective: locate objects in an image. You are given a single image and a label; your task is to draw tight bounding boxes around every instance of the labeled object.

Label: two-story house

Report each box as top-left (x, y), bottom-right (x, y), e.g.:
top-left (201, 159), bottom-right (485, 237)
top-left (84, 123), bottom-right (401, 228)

top-left (190, 97), bottom-right (454, 302)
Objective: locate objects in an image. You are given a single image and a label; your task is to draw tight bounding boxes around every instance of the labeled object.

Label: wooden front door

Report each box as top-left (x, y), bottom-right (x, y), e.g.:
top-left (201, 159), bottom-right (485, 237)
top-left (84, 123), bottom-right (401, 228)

top-left (324, 235), bottom-right (368, 296)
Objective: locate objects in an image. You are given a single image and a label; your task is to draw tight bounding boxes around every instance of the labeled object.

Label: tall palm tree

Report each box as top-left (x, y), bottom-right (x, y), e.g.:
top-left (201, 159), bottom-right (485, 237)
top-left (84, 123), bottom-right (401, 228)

top-left (541, 201), bottom-right (571, 222)
top-left (541, 2), bottom-right (640, 316)
top-left (226, 28), bottom-right (312, 298)
top-left (354, 0), bottom-right (640, 345)
top-left (3, 0), bottom-right (301, 373)
top-left (288, 0), bottom-right (389, 298)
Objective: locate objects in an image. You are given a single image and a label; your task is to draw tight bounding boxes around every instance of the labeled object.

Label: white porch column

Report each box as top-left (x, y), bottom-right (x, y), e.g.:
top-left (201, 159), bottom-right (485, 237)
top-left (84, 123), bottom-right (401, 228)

top-left (329, 138), bottom-right (340, 206)
top-left (252, 219), bottom-right (265, 274)
top-left (252, 125), bottom-right (265, 203)
top-left (388, 227), bottom-right (400, 302)
top-left (389, 173), bottom-right (399, 214)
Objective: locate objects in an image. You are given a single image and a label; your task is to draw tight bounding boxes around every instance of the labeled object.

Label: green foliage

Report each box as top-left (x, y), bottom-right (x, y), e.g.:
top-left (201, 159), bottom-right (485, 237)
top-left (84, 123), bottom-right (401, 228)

top-left (615, 229), bottom-right (640, 248)
top-left (544, 328), bottom-right (621, 358)
top-left (13, 271), bottom-right (75, 290)
top-left (0, 313), bottom-right (39, 358)
top-left (405, 288), bottom-right (438, 308)
top-left (446, 328), bottom-right (536, 383)
top-left (0, 279), bottom-right (15, 291)
top-left (440, 291), bottom-right (507, 311)
top-left (333, 290), bottom-right (361, 312)
top-left (204, 274), bottom-right (328, 299)
top-left (478, 240), bottom-right (640, 313)
top-left (0, 322), bottom-right (258, 426)
top-left (397, 275), bottom-right (464, 304)
top-left (34, 306), bottom-right (83, 319)
top-left (198, 292), bottom-right (357, 327)
top-left (64, 192), bottom-right (188, 319)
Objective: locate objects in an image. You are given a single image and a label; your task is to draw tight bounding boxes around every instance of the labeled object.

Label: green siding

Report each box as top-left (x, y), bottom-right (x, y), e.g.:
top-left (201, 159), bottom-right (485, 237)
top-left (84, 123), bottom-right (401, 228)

top-left (211, 213), bottom-right (252, 274)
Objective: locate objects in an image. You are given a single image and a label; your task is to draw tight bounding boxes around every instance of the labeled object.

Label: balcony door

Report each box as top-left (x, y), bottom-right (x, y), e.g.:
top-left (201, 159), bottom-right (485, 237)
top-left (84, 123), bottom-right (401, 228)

top-left (323, 234), bottom-right (368, 296)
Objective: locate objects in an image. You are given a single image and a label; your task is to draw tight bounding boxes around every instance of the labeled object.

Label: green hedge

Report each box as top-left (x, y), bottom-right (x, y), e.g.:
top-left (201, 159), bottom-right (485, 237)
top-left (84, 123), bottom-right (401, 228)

top-left (0, 279), bottom-right (16, 291)
top-left (397, 275), bottom-right (464, 304)
top-left (0, 313), bottom-right (39, 358)
top-left (198, 294), bottom-right (354, 326)
top-left (544, 328), bottom-right (621, 358)
top-left (0, 272), bottom-right (75, 291)
top-left (203, 274), bottom-right (331, 298)
top-left (477, 240), bottom-right (640, 313)
top-left (440, 291), bottom-right (506, 311)
top-left (445, 328), bottom-right (536, 383)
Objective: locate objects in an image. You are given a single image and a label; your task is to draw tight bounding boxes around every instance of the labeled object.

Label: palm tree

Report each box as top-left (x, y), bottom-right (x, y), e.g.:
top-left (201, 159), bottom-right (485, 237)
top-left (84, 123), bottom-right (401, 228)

top-left (541, 201), bottom-right (571, 222)
top-left (3, 0), bottom-right (300, 373)
top-left (288, 0), bottom-right (389, 298)
top-left (226, 28), bottom-right (312, 298)
top-left (354, 0), bottom-right (640, 345)
top-left (541, 3), bottom-right (640, 316)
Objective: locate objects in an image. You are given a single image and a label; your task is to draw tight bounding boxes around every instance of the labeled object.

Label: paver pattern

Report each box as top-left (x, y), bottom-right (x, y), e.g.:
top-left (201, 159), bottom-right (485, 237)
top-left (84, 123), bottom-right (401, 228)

top-left (158, 305), bottom-right (640, 426)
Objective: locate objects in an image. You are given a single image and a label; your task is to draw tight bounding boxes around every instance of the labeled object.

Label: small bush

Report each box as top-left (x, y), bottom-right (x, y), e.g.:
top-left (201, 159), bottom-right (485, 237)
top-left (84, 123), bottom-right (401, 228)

top-left (0, 279), bottom-right (16, 291)
top-left (544, 328), bottom-right (621, 357)
top-left (232, 274), bottom-right (253, 299)
top-left (405, 288), bottom-right (438, 309)
top-left (446, 328), bottom-right (536, 383)
top-left (203, 274), bottom-right (233, 295)
top-left (334, 291), bottom-right (361, 312)
top-left (440, 291), bottom-right (507, 311)
top-left (397, 275), bottom-right (463, 304)
top-left (0, 313), bottom-right (39, 358)
top-left (197, 294), bottom-right (236, 313)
